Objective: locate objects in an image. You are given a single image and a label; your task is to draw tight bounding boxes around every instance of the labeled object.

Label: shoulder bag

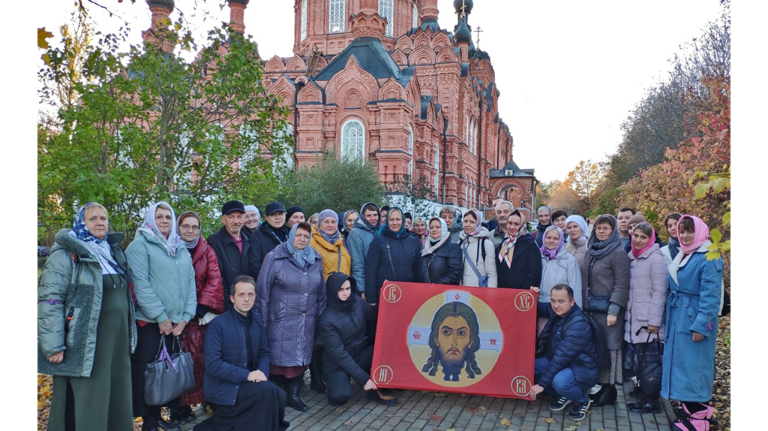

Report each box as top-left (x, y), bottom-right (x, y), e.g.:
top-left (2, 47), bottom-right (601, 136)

top-left (144, 335), bottom-right (195, 406)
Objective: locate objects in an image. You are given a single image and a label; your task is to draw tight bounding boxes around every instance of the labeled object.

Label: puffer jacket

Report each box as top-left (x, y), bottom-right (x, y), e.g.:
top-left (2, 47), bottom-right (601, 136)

top-left (318, 273), bottom-right (377, 386)
top-left (203, 309), bottom-right (270, 406)
top-left (537, 302), bottom-right (599, 393)
top-left (579, 245), bottom-right (630, 350)
top-left (38, 229), bottom-right (137, 377)
top-left (540, 251), bottom-right (583, 306)
top-left (418, 240), bottom-right (463, 285)
top-left (256, 243), bottom-right (326, 367)
top-left (125, 229), bottom-right (197, 324)
top-left (310, 228), bottom-right (352, 280)
top-left (346, 218), bottom-right (378, 294)
top-left (458, 229), bottom-right (498, 287)
top-left (364, 229), bottom-right (421, 303)
top-left (625, 244), bottom-right (668, 343)
top-left (190, 236), bottom-right (225, 314)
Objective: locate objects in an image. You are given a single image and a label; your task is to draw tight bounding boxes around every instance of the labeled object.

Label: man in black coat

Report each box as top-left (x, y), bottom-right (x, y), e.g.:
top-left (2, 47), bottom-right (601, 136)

top-left (249, 202), bottom-right (290, 279)
top-left (207, 200), bottom-right (261, 310)
top-left (530, 284), bottom-right (599, 421)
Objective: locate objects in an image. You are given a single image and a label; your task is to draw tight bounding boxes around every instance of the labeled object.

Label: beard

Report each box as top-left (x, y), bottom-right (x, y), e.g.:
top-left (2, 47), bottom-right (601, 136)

top-left (436, 346), bottom-right (470, 381)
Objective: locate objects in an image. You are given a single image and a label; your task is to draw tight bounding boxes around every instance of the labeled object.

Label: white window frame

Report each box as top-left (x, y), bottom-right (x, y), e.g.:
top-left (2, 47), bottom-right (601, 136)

top-left (340, 119), bottom-right (365, 164)
top-left (408, 126), bottom-right (414, 182)
top-left (301, 0), bottom-right (308, 40)
top-left (434, 144), bottom-right (440, 198)
top-left (329, 0), bottom-right (346, 33)
top-left (272, 123), bottom-right (294, 172)
top-left (379, 0), bottom-right (393, 37)
top-left (412, 4), bottom-right (418, 28)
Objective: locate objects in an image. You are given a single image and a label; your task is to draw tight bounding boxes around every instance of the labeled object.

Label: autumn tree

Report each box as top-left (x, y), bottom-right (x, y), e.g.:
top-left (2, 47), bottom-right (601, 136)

top-left (38, 21), bottom-right (292, 243)
top-left (547, 180), bottom-right (587, 215)
top-left (564, 160), bottom-right (605, 212)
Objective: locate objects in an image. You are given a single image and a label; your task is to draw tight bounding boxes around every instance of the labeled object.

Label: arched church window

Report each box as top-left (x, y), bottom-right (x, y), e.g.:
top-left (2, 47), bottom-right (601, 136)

top-left (434, 144), bottom-right (440, 198)
top-left (379, 0), bottom-right (394, 37)
top-left (408, 126), bottom-right (414, 182)
top-left (472, 119), bottom-right (478, 154)
top-left (301, 0), bottom-right (308, 40)
top-left (341, 119), bottom-right (365, 164)
top-left (412, 4), bottom-right (418, 28)
top-left (272, 123), bottom-right (294, 173)
top-left (329, 0), bottom-right (345, 33)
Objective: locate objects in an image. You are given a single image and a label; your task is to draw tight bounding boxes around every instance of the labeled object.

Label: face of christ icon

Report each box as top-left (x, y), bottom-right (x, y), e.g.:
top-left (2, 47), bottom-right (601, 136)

top-left (422, 301), bottom-right (482, 382)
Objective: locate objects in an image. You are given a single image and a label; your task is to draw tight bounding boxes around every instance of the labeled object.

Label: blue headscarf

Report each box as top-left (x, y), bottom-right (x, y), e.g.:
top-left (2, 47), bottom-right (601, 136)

top-left (382, 207), bottom-right (407, 238)
top-left (71, 202), bottom-right (108, 244)
top-left (286, 223), bottom-right (317, 268)
top-left (69, 202), bottom-right (120, 273)
top-left (358, 202), bottom-right (381, 230)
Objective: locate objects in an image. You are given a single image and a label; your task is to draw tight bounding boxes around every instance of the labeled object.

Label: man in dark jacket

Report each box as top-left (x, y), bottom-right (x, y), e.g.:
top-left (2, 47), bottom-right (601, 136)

top-left (530, 284), bottom-right (599, 421)
top-left (207, 200), bottom-right (261, 310)
top-left (318, 273), bottom-right (395, 406)
top-left (196, 275), bottom-right (288, 431)
top-left (250, 202), bottom-right (290, 279)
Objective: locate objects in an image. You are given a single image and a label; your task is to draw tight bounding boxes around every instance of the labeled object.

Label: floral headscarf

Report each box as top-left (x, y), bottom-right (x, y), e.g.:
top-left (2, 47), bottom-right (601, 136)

top-left (540, 225), bottom-right (565, 260)
top-left (498, 210), bottom-right (528, 265)
top-left (69, 202), bottom-right (120, 272)
top-left (138, 201), bottom-right (181, 257)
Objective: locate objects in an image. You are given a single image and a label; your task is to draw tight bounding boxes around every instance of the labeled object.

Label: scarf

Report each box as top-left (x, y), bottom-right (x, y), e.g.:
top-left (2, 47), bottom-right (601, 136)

top-left (422, 218), bottom-right (449, 256)
top-left (382, 207), bottom-right (407, 238)
top-left (540, 225), bottom-right (565, 261)
top-left (631, 223), bottom-right (657, 258)
top-left (317, 209), bottom-right (341, 244)
top-left (177, 211), bottom-right (201, 250)
top-left (667, 237), bottom-right (681, 260)
top-left (460, 209), bottom-right (483, 238)
top-left (498, 212), bottom-right (528, 265)
top-left (587, 215), bottom-right (621, 259)
top-left (359, 202), bottom-right (381, 231)
top-left (678, 215), bottom-right (710, 255)
top-left (69, 202), bottom-right (119, 274)
top-left (564, 215), bottom-right (589, 242)
top-left (138, 201), bottom-right (181, 257)
top-left (286, 223), bottom-right (317, 268)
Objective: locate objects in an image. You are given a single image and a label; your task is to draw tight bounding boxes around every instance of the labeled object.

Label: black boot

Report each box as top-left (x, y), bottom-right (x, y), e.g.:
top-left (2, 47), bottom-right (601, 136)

top-left (309, 349), bottom-right (326, 394)
top-left (286, 376), bottom-right (310, 412)
top-left (593, 384), bottom-right (617, 407)
top-left (628, 392), bottom-right (660, 414)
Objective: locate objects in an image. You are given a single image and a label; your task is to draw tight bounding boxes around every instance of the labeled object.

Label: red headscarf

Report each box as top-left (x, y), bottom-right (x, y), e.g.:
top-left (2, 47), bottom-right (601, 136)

top-left (630, 223), bottom-right (656, 259)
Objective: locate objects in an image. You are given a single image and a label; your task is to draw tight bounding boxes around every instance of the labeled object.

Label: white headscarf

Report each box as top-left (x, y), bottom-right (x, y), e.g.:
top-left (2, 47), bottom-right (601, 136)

top-left (138, 201), bottom-right (181, 257)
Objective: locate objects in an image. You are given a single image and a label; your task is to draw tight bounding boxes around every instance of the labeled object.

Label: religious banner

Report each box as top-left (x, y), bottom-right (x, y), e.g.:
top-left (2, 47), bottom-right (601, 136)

top-left (371, 281), bottom-right (538, 400)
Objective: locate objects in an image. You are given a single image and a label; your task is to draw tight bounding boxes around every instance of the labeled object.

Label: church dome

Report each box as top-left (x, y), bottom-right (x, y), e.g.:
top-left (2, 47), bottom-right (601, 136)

top-left (454, 17), bottom-right (471, 44)
top-left (227, 0), bottom-right (250, 4)
top-left (146, 0), bottom-right (174, 8)
top-left (453, 0), bottom-right (474, 15)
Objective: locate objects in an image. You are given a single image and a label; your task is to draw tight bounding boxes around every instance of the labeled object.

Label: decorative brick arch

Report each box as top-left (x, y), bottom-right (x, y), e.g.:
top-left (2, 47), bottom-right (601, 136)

top-left (413, 32), bottom-right (432, 50)
top-left (325, 56), bottom-right (379, 108)
top-left (409, 44), bottom-right (436, 66)
top-left (432, 32), bottom-right (450, 51)
top-left (391, 49), bottom-right (408, 66)
top-left (269, 75), bottom-right (296, 107)
top-left (298, 82), bottom-right (323, 104)
top-left (395, 34), bottom-right (414, 53)
top-left (265, 55), bottom-right (285, 73)
top-left (436, 45), bottom-right (458, 64)
top-left (378, 77), bottom-right (405, 101)
top-left (285, 55), bottom-right (307, 72)
top-left (490, 178), bottom-right (535, 211)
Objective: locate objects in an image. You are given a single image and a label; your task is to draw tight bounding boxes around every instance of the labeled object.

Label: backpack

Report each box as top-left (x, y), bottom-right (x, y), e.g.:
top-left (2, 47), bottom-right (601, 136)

top-left (564, 312), bottom-right (611, 370)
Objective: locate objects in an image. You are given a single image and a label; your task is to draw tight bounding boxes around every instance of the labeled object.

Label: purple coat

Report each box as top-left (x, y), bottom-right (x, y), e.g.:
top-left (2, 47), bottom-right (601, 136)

top-left (625, 244), bottom-right (668, 343)
top-left (256, 243), bottom-right (326, 367)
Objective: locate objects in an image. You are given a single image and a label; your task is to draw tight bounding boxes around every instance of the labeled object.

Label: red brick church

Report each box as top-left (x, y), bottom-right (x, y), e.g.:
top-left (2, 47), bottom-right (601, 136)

top-left (145, 0), bottom-right (536, 210)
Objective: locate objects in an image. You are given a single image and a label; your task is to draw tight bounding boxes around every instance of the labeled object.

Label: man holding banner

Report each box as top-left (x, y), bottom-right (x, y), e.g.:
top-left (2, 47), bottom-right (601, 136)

top-left (529, 284), bottom-right (599, 421)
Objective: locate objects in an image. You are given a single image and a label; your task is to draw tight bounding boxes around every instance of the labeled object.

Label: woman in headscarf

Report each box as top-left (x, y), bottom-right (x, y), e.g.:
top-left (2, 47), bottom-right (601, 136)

top-left (564, 215), bottom-right (589, 264)
top-left (170, 211), bottom-right (226, 424)
top-left (38, 202), bottom-right (136, 431)
top-left (126, 201), bottom-right (197, 431)
top-left (256, 222), bottom-right (326, 412)
top-left (495, 210), bottom-right (542, 290)
top-left (317, 273), bottom-right (396, 407)
top-left (439, 205), bottom-right (464, 243)
top-left (242, 205), bottom-right (260, 239)
top-left (538, 226), bottom-right (582, 334)
top-left (417, 217), bottom-right (462, 285)
top-left (660, 212), bottom-right (683, 264)
top-left (411, 217), bottom-right (428, 245)
top-left (579, 214), bottom-right (630, 408)
top-left (662, 216), bottom-right (722, 430)
top-left (310, 209), bottom-right (352, 280)
top-left (624, 222), bottom-right (668, 414)
top-left (340, 209), bottom-right (359, 240)
top-left (458, 209), bottom-right (497, 287)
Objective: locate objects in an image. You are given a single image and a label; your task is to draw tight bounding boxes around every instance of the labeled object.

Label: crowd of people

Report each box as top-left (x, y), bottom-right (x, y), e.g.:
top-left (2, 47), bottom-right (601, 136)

top-left (37, 198), bottom-right (724, 430)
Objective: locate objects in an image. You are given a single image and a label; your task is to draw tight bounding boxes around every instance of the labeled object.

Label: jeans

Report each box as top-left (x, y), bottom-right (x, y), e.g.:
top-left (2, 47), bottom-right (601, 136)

top-left (534, 357), bottom-right (588, 404)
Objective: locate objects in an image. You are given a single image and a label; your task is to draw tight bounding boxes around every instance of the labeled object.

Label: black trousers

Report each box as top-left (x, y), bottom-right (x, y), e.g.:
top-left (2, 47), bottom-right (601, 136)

top-left (325, 345), bottom-right (374, 406)
top-left (130, 323), bottom-right (181, 429)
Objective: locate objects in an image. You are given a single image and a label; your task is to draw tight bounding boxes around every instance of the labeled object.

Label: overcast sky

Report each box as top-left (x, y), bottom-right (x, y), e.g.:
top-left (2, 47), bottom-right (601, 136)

top-left (37, 0), bottom-right (725, 182)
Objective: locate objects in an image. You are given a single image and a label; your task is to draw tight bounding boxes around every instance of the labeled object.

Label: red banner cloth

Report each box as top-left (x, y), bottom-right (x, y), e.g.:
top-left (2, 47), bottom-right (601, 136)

top-left (371, 281), bottom-right (537, 400)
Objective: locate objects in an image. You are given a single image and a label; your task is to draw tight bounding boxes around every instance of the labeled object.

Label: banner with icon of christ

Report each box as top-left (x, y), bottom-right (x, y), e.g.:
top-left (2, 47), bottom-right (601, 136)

top-left (370, 281), bottom-right (537, 400)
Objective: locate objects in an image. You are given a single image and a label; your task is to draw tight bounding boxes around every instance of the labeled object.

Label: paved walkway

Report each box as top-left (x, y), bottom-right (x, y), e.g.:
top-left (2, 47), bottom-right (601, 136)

top-left (180, 376), bottom-right (676, 431)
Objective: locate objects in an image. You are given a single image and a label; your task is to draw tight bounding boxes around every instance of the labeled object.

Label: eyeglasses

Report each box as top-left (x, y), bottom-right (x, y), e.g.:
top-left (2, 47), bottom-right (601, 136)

top-left (595, 226), bottom-right (612, 232)
top-left (180, 225), bottom-right (200, 232)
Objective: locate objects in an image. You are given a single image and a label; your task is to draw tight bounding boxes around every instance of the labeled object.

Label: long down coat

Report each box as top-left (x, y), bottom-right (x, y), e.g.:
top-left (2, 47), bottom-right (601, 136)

top-left (579, 245), bottom-right (630, 350)
top-left (256, 243), bottom-right (326, 367)
top-left (625, 244), bottom-right (668, 344)
top-left (661, 242), bottom-right (722, 402)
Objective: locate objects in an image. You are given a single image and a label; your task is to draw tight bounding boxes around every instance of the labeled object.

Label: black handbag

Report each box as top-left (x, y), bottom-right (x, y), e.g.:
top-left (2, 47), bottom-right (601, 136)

top-left (144, 335), bottom-right (195, 406)
top-left (634, 327), bottom-right (663, 397)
